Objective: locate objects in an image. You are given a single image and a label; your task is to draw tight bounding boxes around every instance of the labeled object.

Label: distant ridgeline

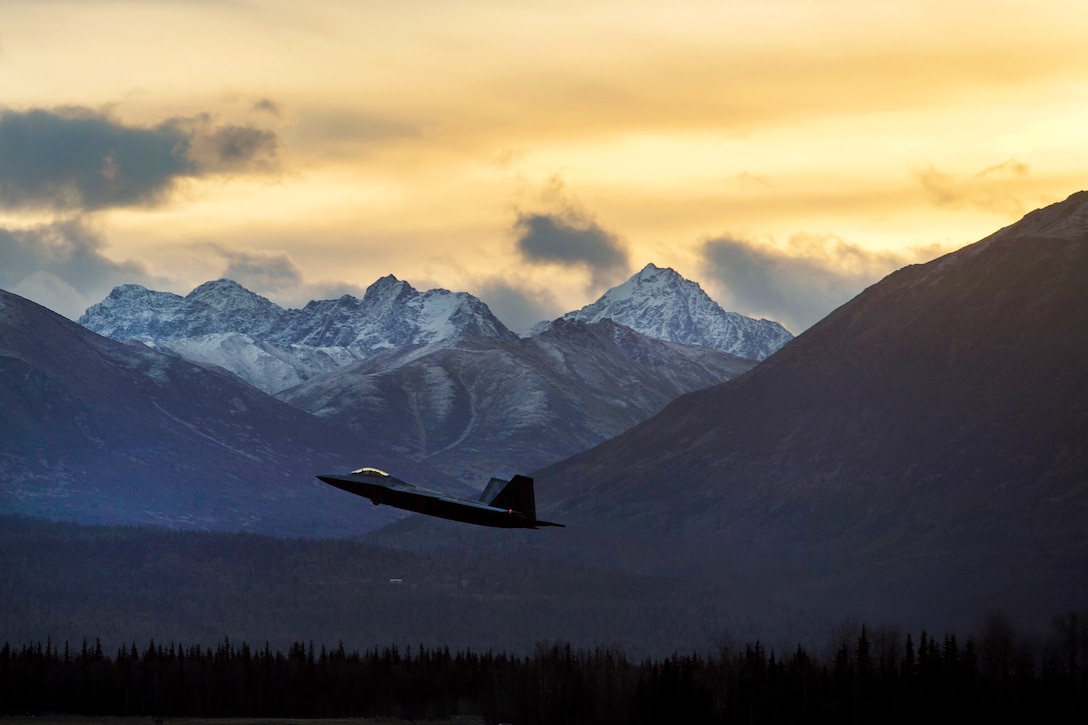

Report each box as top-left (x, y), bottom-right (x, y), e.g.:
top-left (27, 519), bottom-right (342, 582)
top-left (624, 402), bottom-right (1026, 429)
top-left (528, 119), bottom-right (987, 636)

top-left (1, 629), bottom-right (1083, 722)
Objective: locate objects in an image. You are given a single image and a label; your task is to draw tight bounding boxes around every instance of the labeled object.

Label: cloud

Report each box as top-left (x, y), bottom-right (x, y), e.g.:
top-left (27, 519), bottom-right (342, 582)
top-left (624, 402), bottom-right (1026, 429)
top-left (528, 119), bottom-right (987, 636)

top-left (915, 159), bottom-right (1031, 216)
top-left (516, 212), bottom-right (627, 268)
top-left (512, 179), bottom-right (630, 290)
top-left (214, 247), bottom-right (304, 293)
top-left (190, 243), bottom-right (377, 310)
top-left (252, 98), bottom-right (281, 116)
top-left (702, 232), bottom-right (938, 333)
top-left (975, 159), bottom-right (1030, 179)
top-left (188, 120), bottom-right (279, 173)
top-left (475, 278), bottom-right (563, 334)
top-left (0, 106), bottom-right (280, 212)
top-left (0, 218), bottom-right (169, 319)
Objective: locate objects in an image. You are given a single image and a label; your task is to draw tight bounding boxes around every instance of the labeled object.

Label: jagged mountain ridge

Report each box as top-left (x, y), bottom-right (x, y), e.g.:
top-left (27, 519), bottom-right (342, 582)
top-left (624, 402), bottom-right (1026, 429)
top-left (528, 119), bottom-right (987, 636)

top-left (79, 276), bottom-right (518, 393)
top-left (80, 265), bottom-right (791, 394)
top-left (279, 317), bottom-right (756, 484)
top-left (529, 263), bottom-right (793, 360)
top-left (0, 288), bottom-right (459, 535)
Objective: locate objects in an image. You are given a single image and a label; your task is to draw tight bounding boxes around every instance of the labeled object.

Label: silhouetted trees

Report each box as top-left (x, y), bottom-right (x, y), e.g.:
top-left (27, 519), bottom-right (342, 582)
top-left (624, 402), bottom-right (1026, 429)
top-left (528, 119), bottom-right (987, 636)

top-left (2, 623), bottom-right (1085, 724)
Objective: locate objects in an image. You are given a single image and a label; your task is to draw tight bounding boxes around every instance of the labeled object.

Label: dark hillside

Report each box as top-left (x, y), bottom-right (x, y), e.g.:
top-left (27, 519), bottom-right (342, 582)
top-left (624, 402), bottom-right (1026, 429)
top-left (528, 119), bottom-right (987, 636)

top-left (372, 192), bottom-right (1088, 634)
top-left (0, 289), bottom-right (452, 536)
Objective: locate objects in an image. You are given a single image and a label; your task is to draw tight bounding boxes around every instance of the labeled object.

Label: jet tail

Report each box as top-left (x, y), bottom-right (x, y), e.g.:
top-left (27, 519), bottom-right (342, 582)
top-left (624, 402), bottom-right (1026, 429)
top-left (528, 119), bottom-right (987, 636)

top-left (480, 474), bottom-right (537, 519)
top-left (480, 474), bottom-right (563, 527)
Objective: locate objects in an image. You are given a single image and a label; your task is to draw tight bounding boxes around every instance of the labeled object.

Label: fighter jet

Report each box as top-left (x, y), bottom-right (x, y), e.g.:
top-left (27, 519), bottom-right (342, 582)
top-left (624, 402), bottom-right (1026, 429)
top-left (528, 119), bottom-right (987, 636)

top-left (316, 467), bottom-right (564, 529)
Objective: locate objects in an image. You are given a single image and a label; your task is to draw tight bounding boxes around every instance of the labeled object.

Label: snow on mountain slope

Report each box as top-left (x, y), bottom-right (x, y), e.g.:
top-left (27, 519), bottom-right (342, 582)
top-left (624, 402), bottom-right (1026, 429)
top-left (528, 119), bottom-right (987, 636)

top-left (80, 276), bottom-right (517, 393)
top-left (279, 317), bottom-right (756, 484)
top-left (529, 263), bottom-right (793, 361)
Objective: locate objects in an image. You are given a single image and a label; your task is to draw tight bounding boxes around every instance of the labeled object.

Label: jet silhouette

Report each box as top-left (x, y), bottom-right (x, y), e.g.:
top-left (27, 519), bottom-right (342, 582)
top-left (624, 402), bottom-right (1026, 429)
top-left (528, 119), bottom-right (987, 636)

top-left (317, 467), bottom-right (564, 529)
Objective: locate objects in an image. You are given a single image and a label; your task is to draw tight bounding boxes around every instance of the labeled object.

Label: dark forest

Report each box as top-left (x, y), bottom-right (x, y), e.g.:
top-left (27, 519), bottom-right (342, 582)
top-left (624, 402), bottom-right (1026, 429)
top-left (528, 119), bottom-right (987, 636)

top-left (2, 623), bottom-right (1086, 724)
top-left (2, 518), bottom-right (1087, 722)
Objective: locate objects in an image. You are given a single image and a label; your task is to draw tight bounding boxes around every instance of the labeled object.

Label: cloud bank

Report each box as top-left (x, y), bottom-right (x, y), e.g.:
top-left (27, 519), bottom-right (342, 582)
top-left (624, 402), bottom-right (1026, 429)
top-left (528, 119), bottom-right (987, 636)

top-left (0, 106), bottom-right (279, 212)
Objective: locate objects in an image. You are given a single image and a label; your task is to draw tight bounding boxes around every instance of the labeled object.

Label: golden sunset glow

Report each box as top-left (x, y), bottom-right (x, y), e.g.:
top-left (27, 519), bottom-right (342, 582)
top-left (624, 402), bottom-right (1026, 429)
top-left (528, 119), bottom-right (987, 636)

top-left (2, 0), bottom-right (1086, 332)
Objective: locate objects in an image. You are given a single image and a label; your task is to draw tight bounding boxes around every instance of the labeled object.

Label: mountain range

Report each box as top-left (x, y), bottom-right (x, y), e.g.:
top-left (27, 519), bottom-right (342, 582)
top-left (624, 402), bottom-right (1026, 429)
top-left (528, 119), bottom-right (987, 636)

top-left (2, 263), bottom-right (763, 525)
top-left (79, 265), bottom-right (792, 394)
top-left (78, 275), bottom-right (518, 395)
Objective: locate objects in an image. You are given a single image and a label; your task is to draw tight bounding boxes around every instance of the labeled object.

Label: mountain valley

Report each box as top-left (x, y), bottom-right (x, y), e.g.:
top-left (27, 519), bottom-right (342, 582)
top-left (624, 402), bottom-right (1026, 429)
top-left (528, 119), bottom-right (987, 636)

top-left (3, 195), bottom-right (1087, 646)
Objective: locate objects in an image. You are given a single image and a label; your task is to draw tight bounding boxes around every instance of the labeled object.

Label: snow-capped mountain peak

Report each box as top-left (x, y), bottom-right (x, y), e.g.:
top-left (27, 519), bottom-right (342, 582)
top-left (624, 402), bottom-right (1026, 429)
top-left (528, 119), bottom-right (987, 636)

top-left (80, 276), bottom-right (517, 393)
top-left (538, 263), bottom-right (793, 361)
top-left (187, 278), bottom-right (278, 312)
top-left (362, 274), bottom-right (416, 305)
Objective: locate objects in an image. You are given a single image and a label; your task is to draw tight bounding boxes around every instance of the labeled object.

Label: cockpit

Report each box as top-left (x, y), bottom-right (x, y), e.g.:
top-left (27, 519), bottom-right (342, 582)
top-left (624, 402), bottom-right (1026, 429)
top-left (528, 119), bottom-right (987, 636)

top-left (351, 467), bottom-right (390, 476)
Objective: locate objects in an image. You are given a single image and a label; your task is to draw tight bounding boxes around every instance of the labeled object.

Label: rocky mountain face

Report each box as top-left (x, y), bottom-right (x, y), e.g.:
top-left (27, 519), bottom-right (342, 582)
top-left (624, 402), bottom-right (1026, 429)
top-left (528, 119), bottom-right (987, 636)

top-left (531, 263), bottom-right (794, 360)
top-left (79, 276), bottom-right (518, 394)
top-left (279, 317), bottom-right (756, 485)
top-left (0, 289), bottom-right (458, 536)
top-left (80, 265), bottom-right (791, 396)
top-left (373, 192), bottom-right (1088, 635)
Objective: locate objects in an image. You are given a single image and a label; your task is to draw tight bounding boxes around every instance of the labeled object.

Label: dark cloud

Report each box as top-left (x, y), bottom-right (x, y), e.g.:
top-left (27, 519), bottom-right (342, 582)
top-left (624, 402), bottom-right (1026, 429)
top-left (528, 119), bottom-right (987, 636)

top-left (702, 233), bottom-right (935, 333)
top-left (476, 278), bottom-right (562, 334)
top-left (514, 211), bottom-right (628, 288)
top-left (0, 106), bottom-right (280, 212)
top-left (0, 219), bottom-right (168, 319)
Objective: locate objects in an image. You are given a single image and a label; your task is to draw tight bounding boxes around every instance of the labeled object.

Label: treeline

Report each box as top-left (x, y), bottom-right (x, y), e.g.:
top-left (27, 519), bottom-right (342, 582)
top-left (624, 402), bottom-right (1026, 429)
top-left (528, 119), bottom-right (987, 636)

top-left (2, 622), bottom-right (1085, 724)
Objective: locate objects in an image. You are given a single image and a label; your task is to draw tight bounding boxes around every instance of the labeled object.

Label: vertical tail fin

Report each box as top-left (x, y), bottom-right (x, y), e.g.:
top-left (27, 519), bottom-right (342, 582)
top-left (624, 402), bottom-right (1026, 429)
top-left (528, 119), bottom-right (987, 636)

top-left (480, 475), bottom-right (537, 518)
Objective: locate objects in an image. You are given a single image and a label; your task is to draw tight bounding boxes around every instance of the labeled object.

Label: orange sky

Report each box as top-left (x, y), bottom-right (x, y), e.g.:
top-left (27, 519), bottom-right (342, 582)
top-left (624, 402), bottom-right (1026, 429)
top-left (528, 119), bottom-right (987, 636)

top-left (2, 0), bottom-right (1085, 332)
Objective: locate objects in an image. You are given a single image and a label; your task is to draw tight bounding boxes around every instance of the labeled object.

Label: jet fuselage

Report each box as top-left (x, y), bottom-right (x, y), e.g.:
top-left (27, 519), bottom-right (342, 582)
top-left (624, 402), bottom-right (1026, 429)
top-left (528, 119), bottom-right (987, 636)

top-left (316, 468), bottom-right (563, 529)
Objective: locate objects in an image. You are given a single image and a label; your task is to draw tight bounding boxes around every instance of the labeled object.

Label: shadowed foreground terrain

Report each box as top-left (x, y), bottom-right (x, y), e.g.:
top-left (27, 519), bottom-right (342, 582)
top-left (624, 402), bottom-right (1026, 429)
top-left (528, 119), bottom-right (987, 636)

top-left (0, 517), bottom-right (793, 658)
top-left (3, 518), bottom-right (1086, 723)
